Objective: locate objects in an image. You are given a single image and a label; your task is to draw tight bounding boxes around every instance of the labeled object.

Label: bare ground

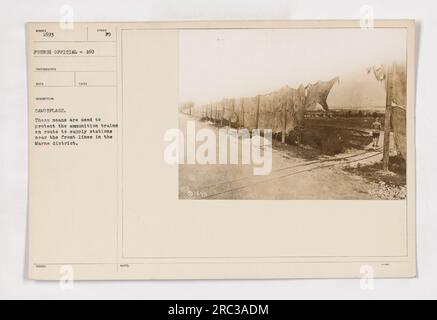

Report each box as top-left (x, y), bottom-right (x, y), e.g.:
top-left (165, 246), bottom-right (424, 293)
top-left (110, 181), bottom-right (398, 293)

top-left (178, 114), bottom-right (406, 200)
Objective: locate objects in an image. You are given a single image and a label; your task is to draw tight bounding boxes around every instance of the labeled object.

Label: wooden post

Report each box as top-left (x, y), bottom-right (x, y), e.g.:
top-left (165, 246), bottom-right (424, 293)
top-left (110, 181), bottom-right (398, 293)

top-left (255, 95), bottom-right (260, 129)
top-left (221, 103), bottom-right (225, 126)
top-left (241, 100), bottom-right (245, 128)
top-left (230, 99), bottom-right (235, 128)
top-left (281, 102), bottom-right (287, 143)
top-left (382, 64), bottom-right (393, 171)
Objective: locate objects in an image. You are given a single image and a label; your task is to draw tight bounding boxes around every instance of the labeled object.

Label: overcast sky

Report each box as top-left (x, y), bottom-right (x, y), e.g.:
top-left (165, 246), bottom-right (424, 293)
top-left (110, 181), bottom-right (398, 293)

top-left (179, 28), bottom-right (407, 106)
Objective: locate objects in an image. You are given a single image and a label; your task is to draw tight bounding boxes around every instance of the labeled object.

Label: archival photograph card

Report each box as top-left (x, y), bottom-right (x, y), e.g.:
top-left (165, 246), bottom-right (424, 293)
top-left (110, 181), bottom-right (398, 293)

top-left (27, 20), bottom-right (416, 280)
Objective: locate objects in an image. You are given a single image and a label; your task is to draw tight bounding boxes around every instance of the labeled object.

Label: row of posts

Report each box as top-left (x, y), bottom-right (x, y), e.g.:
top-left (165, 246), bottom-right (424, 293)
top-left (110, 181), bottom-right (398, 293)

top-left (201, 95), bottom-right (289, 144)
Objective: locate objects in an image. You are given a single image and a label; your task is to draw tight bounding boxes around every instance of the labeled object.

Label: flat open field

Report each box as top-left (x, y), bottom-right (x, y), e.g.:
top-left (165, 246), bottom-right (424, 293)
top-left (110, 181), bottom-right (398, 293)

top-left (298, 109), bottom-right (386, 155)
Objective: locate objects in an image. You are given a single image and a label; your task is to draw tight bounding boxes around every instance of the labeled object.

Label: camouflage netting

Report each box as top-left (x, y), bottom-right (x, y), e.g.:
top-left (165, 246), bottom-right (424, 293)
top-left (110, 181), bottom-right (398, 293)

top-left (392, 106), bottom-right (406, 159)
top-left (390, 63), bottom-right (407, 160)
top-left (370, 62), bottom-right (407, 159)
top-left (191, 77), bottom-right (339, 136)
top-left (193, 87), bottom-right (306, 134)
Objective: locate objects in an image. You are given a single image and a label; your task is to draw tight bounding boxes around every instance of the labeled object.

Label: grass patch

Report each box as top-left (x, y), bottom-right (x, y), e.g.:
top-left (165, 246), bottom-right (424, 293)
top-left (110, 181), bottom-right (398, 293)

top-left (344, 155), bottom-right (406, 187)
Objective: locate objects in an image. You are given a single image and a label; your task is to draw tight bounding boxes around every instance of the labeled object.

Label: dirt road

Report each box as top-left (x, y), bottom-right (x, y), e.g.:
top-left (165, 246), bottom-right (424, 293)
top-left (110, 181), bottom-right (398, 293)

top-left (178, 114), bottom-right (384, 200)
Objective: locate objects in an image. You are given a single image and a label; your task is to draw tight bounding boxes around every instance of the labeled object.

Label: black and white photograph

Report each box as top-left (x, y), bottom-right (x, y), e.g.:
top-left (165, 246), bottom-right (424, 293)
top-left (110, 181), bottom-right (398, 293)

top-left (179, 28), bottom-right (407, 200)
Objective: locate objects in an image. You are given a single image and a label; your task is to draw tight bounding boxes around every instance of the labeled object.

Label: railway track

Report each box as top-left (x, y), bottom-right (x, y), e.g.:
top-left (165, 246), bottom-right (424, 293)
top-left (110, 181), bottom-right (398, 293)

top-left (201, 148), bottom-right (382, 199)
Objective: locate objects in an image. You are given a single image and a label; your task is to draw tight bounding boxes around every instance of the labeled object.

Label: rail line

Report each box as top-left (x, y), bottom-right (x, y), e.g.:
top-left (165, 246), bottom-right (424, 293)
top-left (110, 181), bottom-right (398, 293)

top-left (202, 149), bottom-right (382, 199)
top-left (199, 148), bottom-right (382, 191)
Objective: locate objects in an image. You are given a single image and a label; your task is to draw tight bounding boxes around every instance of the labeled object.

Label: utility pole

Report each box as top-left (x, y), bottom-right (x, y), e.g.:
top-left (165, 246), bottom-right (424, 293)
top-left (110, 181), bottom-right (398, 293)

top-left (383, 64), bottom-right (393, 171)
